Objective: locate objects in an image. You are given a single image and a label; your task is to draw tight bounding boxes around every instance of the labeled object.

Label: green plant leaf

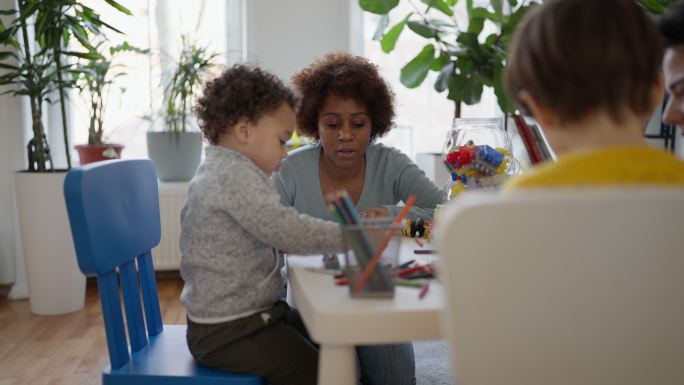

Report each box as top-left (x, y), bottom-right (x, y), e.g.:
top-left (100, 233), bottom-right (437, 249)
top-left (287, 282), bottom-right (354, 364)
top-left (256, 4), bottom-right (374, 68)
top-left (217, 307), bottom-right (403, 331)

top-left (491, 0), bottom-right (503, 24)
top-left (0, 51), bottom-right (17, 60)
top-left (430, 51), bottom-right (449, 71)
top-left (0, 62), bottom-right (19, 70)
top-left (493, 67), bottom-right (515, 113)
top-left (434, 61), bottom-right (454, 92)
top-left (104, 0), bottom-right (133, 16)
top-left (636, 0), bottom-right (668, 14)
top-left (359, 0), bottom-right (399, 14)
top-left (468, 15), bottom-right (484, 34)
top-left (64, 50), bottom-right (104, 60)
top-left (407, 20), bottom-right (440, 39)
top-left (400, 44), bottom-right (436, 88)
top-left (0, 23), bottom-right (15, 42)
top-left (381, 16), bottom-right (408, 53)
top-left (420, 0), bottom-right (454, 16)
top-left (447, 73), bottom-right (484, 104)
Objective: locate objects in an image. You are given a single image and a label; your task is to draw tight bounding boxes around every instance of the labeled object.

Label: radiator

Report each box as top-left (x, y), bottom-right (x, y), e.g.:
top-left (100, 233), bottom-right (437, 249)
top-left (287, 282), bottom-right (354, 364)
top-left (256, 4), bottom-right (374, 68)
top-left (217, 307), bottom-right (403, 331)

top-left (151, 182), bottom-right (188, 270)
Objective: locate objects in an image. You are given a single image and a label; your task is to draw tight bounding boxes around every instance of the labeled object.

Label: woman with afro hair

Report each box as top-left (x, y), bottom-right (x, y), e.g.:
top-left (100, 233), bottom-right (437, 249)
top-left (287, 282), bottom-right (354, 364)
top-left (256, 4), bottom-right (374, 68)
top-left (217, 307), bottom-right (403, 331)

top-left (272, 52), bottom-right (445, 385)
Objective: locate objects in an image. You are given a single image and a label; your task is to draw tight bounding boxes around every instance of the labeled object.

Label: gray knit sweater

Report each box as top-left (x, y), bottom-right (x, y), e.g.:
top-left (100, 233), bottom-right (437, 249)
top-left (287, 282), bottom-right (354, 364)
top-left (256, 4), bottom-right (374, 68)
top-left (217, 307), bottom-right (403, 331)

top-left (180, 146), bottom-right (343, 323)
top-left (272, 143), bottom-right (445, 221)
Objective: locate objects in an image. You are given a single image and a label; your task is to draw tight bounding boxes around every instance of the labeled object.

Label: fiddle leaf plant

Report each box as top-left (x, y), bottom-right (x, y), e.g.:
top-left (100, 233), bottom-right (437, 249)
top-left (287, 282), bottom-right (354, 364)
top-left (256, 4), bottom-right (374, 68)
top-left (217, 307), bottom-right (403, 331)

top-left (362, 0), bottom-right (678, 119)
top-left (361, 0), bottom-right (540, 118)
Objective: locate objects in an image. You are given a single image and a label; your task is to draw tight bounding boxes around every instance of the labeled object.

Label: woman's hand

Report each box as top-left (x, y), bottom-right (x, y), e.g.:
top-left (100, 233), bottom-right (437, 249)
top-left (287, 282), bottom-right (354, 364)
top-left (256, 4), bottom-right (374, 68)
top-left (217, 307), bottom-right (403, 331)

top-left (359, 207), bottom-right (390, 218)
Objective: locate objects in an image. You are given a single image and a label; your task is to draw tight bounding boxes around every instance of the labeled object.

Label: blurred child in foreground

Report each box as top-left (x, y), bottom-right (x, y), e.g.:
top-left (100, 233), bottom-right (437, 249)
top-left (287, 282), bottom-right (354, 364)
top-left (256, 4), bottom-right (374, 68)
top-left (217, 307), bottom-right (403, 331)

top-left (503, 0), bottom-right (684, 188)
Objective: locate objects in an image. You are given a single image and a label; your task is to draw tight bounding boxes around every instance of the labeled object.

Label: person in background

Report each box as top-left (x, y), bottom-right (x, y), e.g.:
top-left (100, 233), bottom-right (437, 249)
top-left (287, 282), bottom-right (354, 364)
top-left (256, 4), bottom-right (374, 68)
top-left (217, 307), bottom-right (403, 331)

top-left (181, 64), bottom-right (345, 385)
top-left (502, 0), bottom-right (684, 189)
top-left (272, 52), bottom-right (445, 385)
top-left (273, 52), bottom-right (445, 222)
top-left (661, 0), bottom-right (684, 134)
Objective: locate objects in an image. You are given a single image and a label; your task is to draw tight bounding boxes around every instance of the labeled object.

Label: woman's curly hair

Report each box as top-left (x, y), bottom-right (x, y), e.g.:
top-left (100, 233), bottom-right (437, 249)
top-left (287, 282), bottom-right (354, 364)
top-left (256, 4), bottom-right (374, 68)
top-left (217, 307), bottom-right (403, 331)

top-left (194, 64), bottom-right (297, 145)
top-left (291, 52), bottom-right (395, 141)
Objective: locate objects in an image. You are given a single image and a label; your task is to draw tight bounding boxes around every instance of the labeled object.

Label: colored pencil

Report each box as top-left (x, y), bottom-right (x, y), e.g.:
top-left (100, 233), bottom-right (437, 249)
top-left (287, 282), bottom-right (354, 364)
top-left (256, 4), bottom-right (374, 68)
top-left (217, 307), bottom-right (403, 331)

top-left (352, 195), bottom-right (417, 294)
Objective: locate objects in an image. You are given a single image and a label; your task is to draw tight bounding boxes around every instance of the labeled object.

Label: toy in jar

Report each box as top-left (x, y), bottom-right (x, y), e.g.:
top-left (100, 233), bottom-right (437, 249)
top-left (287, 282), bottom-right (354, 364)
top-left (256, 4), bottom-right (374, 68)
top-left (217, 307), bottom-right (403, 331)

top-left (442, 118), bottom-right (520, 199)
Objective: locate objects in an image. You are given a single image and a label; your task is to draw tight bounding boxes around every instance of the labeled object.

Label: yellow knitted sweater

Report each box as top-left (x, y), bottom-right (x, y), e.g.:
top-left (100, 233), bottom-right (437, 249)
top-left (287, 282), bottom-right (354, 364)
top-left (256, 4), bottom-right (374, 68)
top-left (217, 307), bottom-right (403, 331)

top-left (504, 146), bottom-right (684, 188)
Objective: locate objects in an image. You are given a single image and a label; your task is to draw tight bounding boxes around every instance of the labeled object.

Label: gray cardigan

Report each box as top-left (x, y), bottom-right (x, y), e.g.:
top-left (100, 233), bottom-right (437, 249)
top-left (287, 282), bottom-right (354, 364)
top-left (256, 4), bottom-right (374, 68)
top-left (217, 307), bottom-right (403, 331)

top-left (180, 146), bottom-right (343, 323)
top-left (272, 143), bottom-right (445, 221)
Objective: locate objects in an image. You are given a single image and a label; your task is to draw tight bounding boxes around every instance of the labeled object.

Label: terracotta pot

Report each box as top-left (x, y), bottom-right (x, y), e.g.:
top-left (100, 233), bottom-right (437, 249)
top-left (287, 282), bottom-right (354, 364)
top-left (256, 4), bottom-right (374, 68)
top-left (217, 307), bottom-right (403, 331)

top-left (75, 144), bottom-right (124, 165)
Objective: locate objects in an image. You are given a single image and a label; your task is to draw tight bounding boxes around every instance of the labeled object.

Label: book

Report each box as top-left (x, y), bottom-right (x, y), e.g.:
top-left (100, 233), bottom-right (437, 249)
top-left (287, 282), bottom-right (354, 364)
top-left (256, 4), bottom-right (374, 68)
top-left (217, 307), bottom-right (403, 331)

top-left (528, 123), bottom-right (553, 162)
top-left (513, 114), bottom-right (543, 164)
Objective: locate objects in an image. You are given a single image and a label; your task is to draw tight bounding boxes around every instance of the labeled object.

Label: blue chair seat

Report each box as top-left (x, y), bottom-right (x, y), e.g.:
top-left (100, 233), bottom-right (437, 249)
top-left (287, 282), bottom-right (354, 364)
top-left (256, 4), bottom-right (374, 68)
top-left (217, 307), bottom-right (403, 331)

top-left (103, 325), bottom-right (262, 385)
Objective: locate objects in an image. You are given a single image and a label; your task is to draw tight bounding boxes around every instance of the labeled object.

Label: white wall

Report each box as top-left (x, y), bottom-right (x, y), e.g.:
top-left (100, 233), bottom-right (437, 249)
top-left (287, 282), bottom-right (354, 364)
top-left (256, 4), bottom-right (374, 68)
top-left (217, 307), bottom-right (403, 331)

top-left (0, 0), bottom-right (25, 287)
top-left (245, 0), bottom-right (363, 84)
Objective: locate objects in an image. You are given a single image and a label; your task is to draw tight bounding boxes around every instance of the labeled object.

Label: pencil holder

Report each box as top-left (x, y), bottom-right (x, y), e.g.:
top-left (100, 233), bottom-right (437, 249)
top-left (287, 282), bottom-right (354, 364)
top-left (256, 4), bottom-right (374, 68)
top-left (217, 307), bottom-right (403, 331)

top-left (341, 219), bottom-right (401, 298)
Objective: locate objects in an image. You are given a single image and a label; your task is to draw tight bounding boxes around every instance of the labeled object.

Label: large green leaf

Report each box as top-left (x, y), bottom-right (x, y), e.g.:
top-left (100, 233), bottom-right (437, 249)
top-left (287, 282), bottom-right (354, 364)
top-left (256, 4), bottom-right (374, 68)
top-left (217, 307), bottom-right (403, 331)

top-left (467, 15), bottom-right (484, 34)
top-left (359, 0), bottom-right (399, 14)
top-left (420, 0), bottom-right (454, 16)
top-left (381, 16), bottom-right (409, 53)
top-left (407, 20), bottom-right (440, 39)
top-left (430, 51), bottom-right (449, 71)
top-left (400, 44), bottom-right (436, 88)
top-left (447, 73), bottom-right (483, 104)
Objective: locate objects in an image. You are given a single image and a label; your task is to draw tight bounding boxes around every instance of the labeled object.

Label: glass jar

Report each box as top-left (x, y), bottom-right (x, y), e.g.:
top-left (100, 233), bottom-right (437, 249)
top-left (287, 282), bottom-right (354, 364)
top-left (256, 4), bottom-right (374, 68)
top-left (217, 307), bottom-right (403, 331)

top-left (441, 117), bottom-right (520, 199)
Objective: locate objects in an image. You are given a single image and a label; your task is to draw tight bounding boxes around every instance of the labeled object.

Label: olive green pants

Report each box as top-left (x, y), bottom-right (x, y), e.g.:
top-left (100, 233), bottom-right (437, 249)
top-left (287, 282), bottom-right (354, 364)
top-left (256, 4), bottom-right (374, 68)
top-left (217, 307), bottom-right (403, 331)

top-left (187, 301), bottom-right (318, 385)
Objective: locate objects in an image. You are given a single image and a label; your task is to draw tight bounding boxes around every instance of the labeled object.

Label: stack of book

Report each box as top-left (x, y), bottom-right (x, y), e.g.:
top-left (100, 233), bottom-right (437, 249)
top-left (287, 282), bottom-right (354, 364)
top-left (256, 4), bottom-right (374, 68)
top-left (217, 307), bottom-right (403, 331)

top-left (512, 114), bottom-right (554, 165)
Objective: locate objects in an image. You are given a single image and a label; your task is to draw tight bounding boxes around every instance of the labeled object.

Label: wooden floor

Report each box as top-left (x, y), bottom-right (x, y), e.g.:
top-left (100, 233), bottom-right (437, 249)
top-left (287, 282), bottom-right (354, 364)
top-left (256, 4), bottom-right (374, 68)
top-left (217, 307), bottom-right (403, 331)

top-left (0, 277), bottom-right (186, 385)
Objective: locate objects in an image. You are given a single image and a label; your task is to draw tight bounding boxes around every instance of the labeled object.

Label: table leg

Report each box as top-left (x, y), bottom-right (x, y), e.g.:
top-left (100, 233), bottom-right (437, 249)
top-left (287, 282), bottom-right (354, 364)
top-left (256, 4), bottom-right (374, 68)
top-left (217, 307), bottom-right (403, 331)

top-left (318, 344), bottom-right (356, 385)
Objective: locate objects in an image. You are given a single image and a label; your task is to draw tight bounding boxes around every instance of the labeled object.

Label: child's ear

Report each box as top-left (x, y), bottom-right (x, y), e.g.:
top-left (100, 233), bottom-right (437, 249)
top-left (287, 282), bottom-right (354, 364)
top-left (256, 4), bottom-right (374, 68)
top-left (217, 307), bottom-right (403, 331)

top-left (234, 117), bottom-right (252, 144)
top-left (519, 90), bottom-right (557, 129)
top-left (648, 74), bottom-right (665, 114)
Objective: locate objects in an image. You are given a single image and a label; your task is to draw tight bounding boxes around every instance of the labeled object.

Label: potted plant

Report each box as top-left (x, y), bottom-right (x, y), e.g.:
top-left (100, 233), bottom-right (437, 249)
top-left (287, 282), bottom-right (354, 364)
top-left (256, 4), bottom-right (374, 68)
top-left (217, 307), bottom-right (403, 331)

top-left (0, 0), bottom-right (133, 314)
top-left (147, 36), bottom-right (219, 182)
top-left (73, 40), bottom-right (148, 164)
top-left (360, 0), bottom-right (676, 119)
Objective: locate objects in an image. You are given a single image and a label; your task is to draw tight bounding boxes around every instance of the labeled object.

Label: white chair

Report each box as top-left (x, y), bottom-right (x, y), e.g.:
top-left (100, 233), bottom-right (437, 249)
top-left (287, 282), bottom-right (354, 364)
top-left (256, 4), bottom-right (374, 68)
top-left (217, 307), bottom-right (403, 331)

top-left (437, 188), bottom-right (684, 385)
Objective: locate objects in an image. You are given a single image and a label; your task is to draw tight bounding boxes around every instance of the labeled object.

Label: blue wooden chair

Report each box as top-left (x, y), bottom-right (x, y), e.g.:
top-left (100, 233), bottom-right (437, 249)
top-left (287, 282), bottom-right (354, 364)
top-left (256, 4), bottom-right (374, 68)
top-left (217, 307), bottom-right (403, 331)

top-left (64, 159), bottom-right (265, 385)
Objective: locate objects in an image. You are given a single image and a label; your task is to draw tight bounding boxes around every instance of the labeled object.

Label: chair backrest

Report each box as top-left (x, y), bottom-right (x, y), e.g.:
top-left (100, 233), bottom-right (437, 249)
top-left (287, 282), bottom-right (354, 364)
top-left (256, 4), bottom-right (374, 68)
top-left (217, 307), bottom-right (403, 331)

top-left (64, 159), bottom-right (163, 370)
top-left (437, 188), bottom-right (684, 385)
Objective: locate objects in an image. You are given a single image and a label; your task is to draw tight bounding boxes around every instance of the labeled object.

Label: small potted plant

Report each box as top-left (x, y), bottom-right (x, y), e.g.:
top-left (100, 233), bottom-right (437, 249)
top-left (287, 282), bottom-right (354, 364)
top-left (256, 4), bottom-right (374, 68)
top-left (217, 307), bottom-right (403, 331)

top-left (147, 36), bottom-right (219, 181)
top-left (73, 41), bottom-right (148, 164)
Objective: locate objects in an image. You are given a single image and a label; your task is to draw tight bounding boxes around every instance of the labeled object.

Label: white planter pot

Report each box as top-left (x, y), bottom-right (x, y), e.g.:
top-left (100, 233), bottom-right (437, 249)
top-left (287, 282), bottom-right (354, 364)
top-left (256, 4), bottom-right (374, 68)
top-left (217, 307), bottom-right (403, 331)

top-left (14, 171), bottom-right (86, 315)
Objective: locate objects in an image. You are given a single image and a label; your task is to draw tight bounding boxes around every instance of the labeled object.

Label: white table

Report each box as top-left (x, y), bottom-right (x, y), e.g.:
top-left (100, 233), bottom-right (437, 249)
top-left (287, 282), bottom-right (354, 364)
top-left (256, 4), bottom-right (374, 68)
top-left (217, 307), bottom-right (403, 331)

top-left (287, 240), bottom-right (443, 385)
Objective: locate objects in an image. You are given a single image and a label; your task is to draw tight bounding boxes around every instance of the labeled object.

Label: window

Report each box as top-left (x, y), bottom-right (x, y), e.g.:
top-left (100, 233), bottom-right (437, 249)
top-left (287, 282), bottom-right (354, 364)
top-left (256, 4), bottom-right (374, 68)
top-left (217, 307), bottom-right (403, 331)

top-left (362, 2), bottom-right (500, 160)
top-left (67, 0), bottom-right (245, 163)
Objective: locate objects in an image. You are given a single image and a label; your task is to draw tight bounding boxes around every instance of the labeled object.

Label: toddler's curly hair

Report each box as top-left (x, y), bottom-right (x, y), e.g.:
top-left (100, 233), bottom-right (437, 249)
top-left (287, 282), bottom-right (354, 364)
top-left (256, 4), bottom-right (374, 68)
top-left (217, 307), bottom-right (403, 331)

top-left (291, 52), bottom-right (395, 141)
top-left (195, 64), bottom-right (297, 144)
